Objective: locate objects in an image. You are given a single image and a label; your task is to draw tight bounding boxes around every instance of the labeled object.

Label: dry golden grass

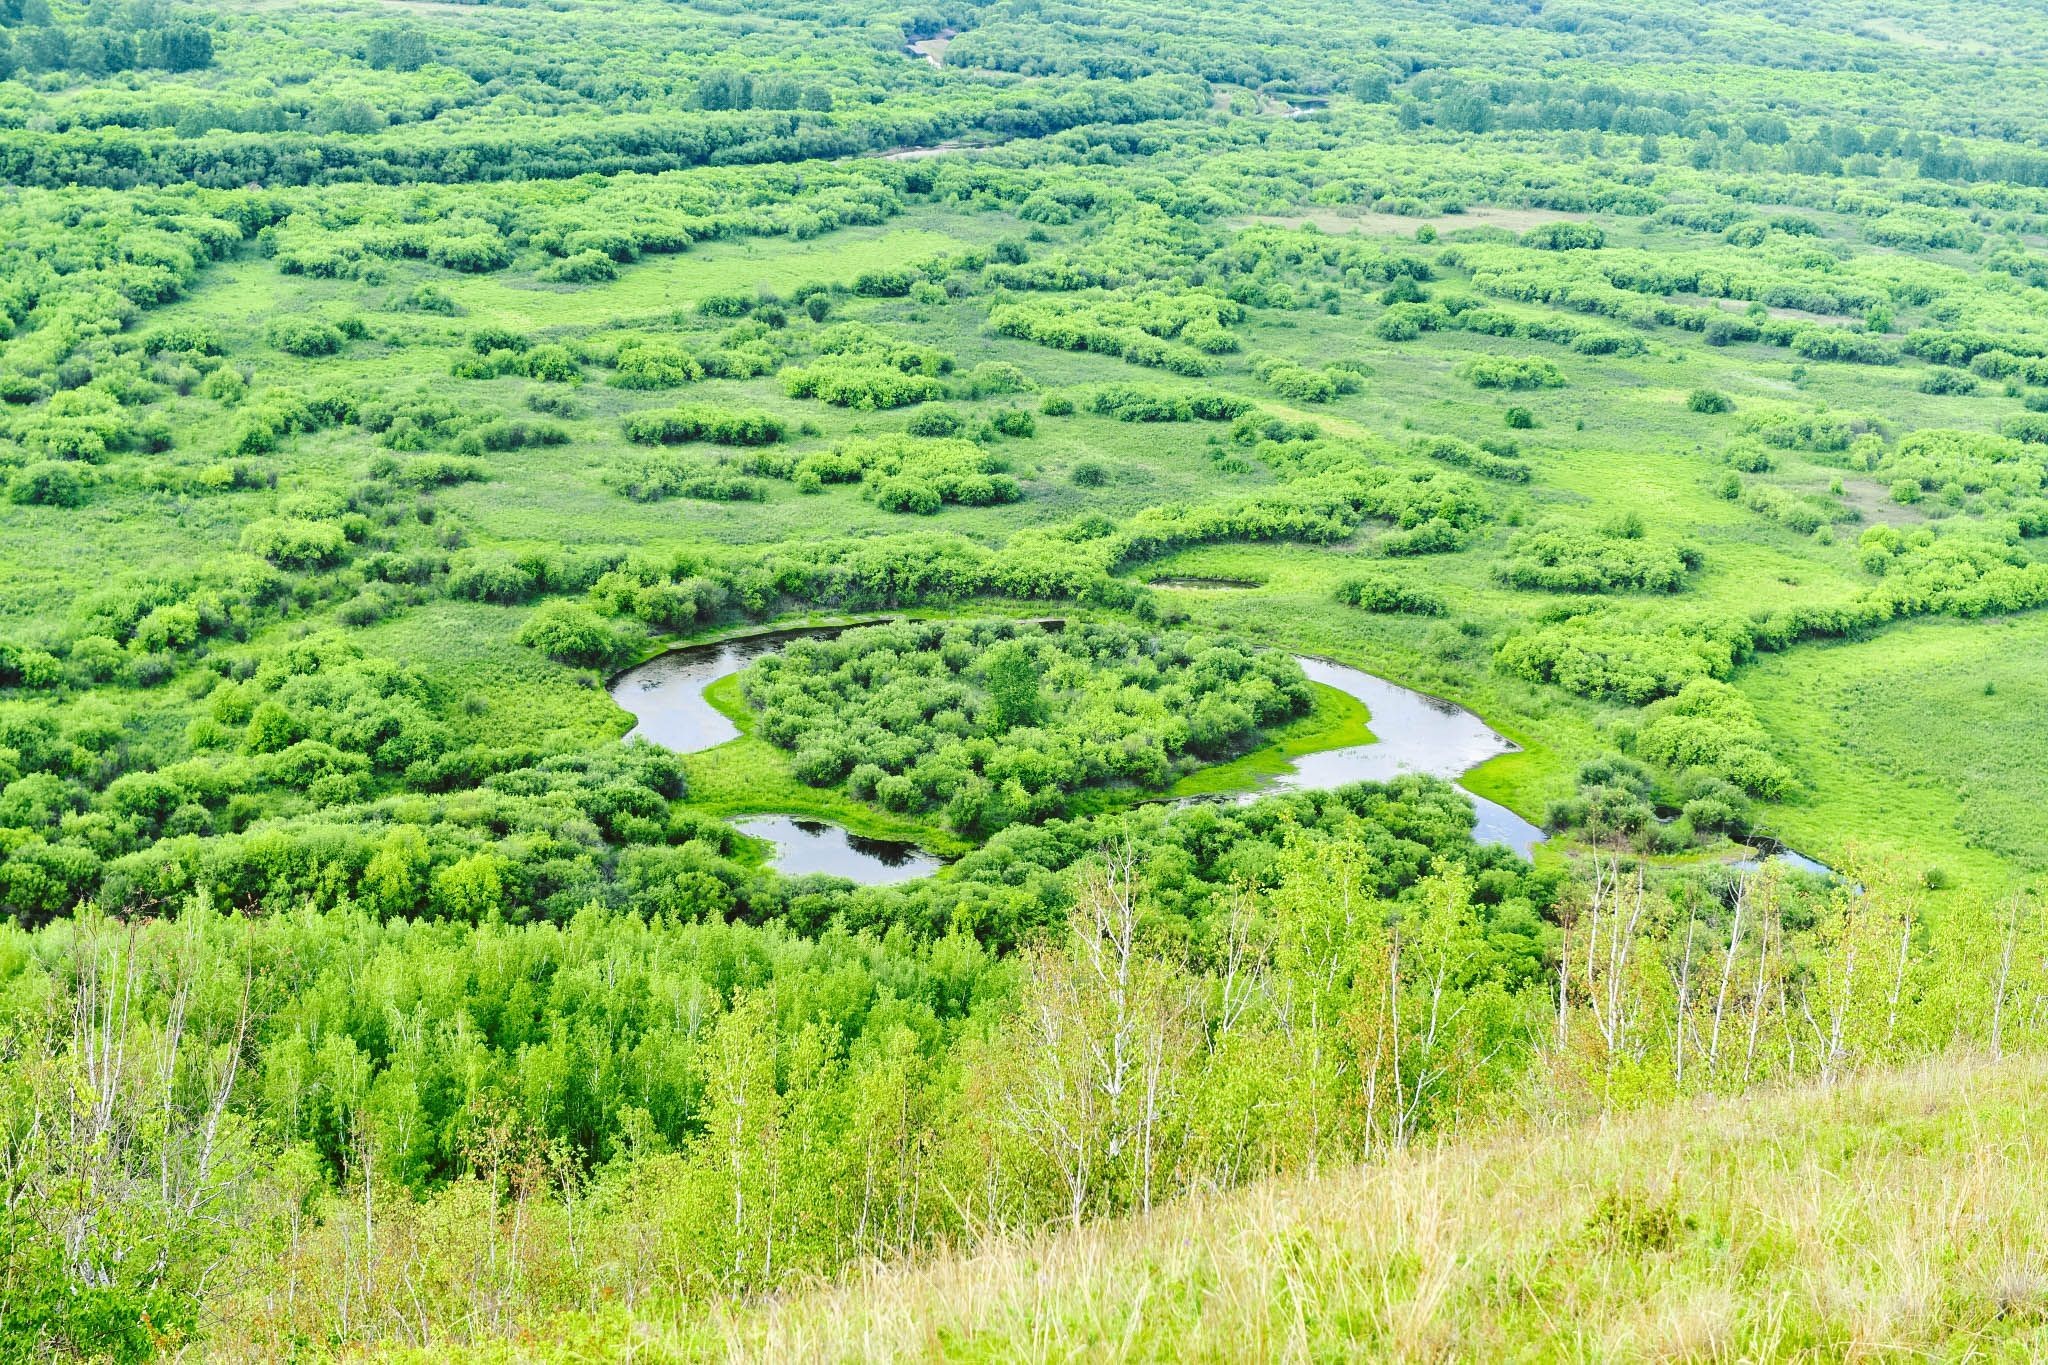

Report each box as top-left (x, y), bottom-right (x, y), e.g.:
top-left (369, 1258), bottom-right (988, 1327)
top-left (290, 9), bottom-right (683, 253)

top-left (248, 1055), bottom-right (2048, 1362)
top-left (685, 1055), bottom-right (2048, 1362)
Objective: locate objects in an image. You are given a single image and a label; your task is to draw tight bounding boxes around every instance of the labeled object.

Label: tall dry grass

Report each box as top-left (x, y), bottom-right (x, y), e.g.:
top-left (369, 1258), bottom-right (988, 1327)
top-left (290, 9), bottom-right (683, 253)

top-left (683, 1054), bottom-right (2048, 1362)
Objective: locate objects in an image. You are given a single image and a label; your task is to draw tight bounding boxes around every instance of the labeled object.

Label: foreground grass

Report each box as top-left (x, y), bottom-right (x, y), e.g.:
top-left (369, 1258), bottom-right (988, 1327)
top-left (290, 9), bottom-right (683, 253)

top-left (681, 1055), bottom-right (2048, 1361)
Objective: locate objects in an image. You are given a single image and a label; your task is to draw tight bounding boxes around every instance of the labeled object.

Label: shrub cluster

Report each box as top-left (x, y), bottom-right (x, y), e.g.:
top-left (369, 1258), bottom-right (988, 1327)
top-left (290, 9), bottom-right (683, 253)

top-left (741, 620), bottom-right (1312, 835)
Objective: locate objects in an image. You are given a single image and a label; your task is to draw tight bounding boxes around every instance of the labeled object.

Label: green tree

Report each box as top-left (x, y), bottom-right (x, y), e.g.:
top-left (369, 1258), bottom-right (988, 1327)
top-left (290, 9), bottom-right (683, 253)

top-left (983, 640), bottom-right (1043, 732)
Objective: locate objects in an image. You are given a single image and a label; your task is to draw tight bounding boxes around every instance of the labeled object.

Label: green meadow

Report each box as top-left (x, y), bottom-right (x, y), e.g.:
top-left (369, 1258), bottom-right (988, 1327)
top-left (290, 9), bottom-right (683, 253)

top-left (8, 0), bottom-right (2048, 1352)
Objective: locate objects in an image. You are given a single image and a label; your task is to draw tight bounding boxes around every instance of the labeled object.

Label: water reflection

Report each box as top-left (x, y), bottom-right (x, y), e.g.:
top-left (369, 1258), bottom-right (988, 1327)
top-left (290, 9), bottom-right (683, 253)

top-left (1262, 657), bottom-right (1548, 858)
top-left (1731, 839), bottom-right (1836, 878)
top-left (732, 815), bottom-right (942, 885)
top-left (611, 624), bottom-right (1550, 873)
top-left (608, 623), bottom-right (887, 753)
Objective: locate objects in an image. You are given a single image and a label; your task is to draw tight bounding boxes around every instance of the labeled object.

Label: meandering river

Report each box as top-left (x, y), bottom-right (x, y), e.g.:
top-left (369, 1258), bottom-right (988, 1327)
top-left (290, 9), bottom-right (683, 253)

top-left (609, 627), bottom-right (1547, 882)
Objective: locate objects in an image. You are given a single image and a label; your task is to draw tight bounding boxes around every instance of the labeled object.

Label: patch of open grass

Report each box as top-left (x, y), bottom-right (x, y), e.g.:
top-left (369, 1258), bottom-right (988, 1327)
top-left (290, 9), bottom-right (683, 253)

top-left (682, 732), bottom-right (974, 857)
top-left (1168, 679), bottom-right (1374, 797)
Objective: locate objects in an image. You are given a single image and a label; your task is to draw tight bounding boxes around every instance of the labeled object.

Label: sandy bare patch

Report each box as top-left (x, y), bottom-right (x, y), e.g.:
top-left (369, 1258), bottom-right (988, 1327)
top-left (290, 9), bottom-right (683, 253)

top-left (907, 31), bottom-right (954, 68)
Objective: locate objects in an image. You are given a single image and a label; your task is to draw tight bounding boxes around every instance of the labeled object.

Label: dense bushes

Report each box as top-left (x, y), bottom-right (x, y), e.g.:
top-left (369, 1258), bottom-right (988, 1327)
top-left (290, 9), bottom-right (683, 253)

top-left (1251, 356), bottom-right (1365, 403)
top-left (741, 620), bottom-right (1311, 834)
top-left (1335, 574), bottom-right (1448, 615)
top-left (540, 250), bottom-right (621, 283)
top-left (516, 602), bottom-right (643, 669)
top-left (853, 437), bottom-right (1023, 513)
top-left (1631, 679), bottom-right (1793, 799)
top-left (1496, 523), bottom-right (1700, 593)
top-left (9, 463), bottom-right (93, 507)
top-left (1497, 612), bottom-right (1743, 704)
top-left (1745, 411), bottom-right (1858, 452)
top-left (609, 454), bottom-right (770, 503)
top-left (986, 289), bottom-right (1241, 377)
top-left (1520, 222), bottom-right (1606, 250)
top-left (1085, 385), bottom-right (1252, 422)
top-left (782, 361), bottom-right (946, 409)
top-left (1412, 435), bottom-right (1531, 482)
top-left (1457, 355), bottom-right (1566, 390)
top-left (269, 319), bottom-right (350, 357)
top-left (623, 405), bottom-right (787, 447)
top-left (239, 517), bottom-right (351, 569)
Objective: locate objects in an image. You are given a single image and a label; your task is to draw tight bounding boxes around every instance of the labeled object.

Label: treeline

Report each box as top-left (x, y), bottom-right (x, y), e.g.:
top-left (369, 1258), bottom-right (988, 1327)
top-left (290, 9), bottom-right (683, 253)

top-left (0, 0), bottom-right (212, 78)
top-left (0, 780), bottom-right (1563, 1353)
top-left (0, 76), bottom-right (1208, 190)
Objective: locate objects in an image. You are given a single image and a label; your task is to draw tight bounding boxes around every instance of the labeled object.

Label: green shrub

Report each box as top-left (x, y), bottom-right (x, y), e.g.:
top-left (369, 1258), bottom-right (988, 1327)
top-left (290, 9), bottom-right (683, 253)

top-left (239, 517), bottom-right (349, 569)
top-left (990, 408), bottom-right (1037, 438)
top-left (907, 406), bottom-right (965, 437)
top-left (269, 319), bottom-right (346, 357)
top-left (516, 602), bottom-right (640, 669)
top-left (541, 250), bottom-right (621, 284)
top-left (623, 405), bottom-right (786, 447)
top-left (1458, 355), bottom-right (1566, 390)
top-left (782, 360), bottom-right (944, 410)
top-left (1086, 385), bottom-right (1252, 423)
top-left (8, 462), bottom-right (92, 507)
top-left (1335, 574), bottom-right (1448, 615)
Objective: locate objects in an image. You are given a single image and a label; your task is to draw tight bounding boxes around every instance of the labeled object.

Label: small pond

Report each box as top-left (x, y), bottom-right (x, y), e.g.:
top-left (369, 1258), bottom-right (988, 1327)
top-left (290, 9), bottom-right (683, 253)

top-left (1147, 576), bottom-right (1261, 590)
top-left (1731, 840), bottom-right (1835, 878)
top-left (732, 816), bottom-right (943, 885)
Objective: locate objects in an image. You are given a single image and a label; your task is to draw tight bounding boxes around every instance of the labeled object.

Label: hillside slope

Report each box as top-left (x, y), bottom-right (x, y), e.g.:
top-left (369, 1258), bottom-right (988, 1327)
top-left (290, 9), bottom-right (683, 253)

top-left (689, 1057), bottom-right (2048, 1361)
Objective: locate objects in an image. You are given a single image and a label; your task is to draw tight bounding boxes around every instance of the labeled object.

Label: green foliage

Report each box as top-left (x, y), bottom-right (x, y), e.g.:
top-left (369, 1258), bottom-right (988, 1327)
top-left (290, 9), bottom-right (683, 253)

top-left (268, 318), bottom-right (349, 357)
top-left (1457, 355), bottom-right (1566, 391)
top-left (741, 620), bottom-right (1312, 833)
top-left (1497, 523), bottom-right (1700, 593)
top-left (1085, 385), bottom-right (1252, 423)
top-left (782, 360), bottom-right (945, 409)
top-left (1635, 679), bottom-right (1793, 799)
top-left (1685, 388), bottom-right (1733, 414)
top-left (8, 461), bottom-right (92, 507)
top-left (623, 405), bottom-right (786, 447)
top-left (516, 601), bottom-right (643, 669)
top-left (1335, 573), bottom-right (1448, 616)
top-left (18, 0), bottom-right (2048, 1347)
top-left (239, 517), bottom-right (349, 569)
